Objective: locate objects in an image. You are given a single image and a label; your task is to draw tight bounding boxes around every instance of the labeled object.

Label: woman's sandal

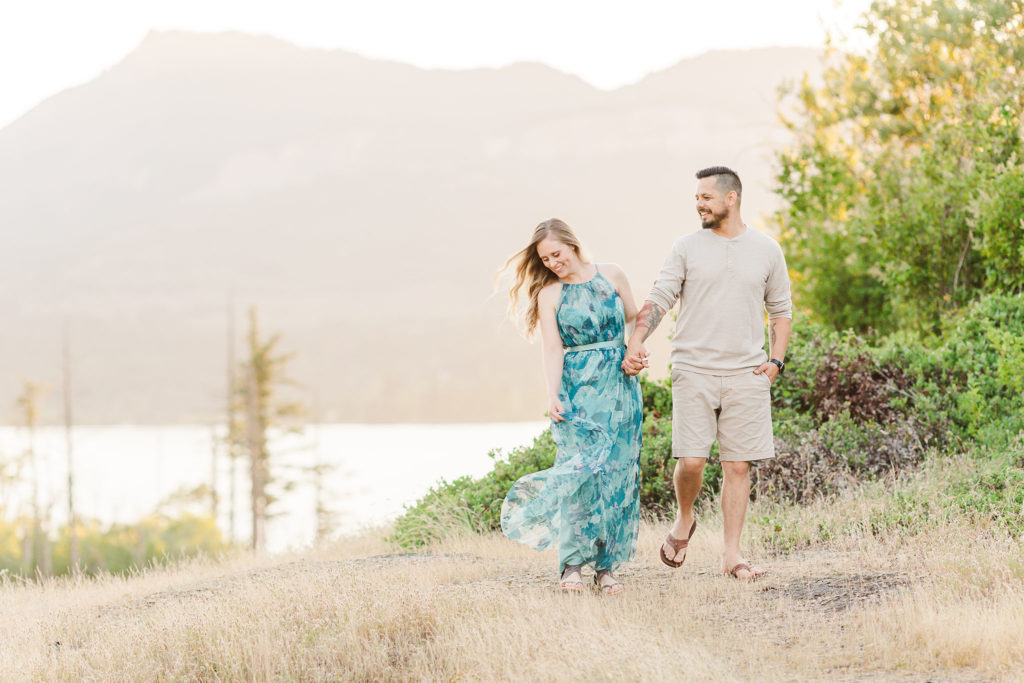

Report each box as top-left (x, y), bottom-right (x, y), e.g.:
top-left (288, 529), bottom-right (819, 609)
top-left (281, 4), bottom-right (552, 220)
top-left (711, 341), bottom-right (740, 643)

top-left (594, 569), bottom-right (624, 596)
top-left (560, 564), bottom-right (584, 592)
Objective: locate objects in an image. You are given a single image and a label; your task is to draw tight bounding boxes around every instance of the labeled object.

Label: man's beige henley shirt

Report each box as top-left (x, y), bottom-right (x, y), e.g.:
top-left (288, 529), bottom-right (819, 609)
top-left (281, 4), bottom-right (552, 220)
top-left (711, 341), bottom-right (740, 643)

top-left (646, 226), bottom-right (793, 375)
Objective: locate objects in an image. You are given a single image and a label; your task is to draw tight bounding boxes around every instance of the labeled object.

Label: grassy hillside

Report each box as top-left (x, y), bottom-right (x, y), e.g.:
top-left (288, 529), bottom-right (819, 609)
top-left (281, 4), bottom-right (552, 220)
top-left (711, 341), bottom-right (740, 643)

top-left (3, 467), bottom-right (1023, 682)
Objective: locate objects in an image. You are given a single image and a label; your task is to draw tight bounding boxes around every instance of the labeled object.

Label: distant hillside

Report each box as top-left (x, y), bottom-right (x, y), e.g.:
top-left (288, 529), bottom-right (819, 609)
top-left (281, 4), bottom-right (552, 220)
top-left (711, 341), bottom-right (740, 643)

top-left (0, 32), bottom-right (820, 423)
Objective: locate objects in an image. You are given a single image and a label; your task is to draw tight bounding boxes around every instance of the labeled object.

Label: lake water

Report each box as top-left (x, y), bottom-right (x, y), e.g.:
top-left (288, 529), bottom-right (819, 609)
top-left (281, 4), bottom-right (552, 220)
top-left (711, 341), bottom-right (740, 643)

top-left (0, 422), bottom-right (548, 552)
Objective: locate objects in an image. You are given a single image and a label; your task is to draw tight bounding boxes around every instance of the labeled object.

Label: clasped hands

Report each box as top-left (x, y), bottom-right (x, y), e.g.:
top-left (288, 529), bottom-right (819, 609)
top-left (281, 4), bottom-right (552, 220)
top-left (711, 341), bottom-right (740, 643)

top-left (621, 341), bottom-right (649, 376)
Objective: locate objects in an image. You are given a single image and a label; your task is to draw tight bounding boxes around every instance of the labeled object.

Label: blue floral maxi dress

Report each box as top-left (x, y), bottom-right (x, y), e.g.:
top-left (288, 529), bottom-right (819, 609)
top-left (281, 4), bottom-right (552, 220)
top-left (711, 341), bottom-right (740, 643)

top-left (501, 268), bottom-right (643, 572)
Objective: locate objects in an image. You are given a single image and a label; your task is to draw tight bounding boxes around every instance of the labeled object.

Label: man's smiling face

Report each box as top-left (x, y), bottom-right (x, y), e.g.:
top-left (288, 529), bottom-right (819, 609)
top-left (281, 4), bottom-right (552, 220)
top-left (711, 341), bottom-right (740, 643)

top-left (696, 176), bottom-right (730, 230)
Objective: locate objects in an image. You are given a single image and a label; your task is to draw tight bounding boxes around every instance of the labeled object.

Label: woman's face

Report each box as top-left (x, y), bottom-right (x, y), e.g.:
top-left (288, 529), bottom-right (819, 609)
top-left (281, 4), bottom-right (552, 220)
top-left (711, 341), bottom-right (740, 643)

top-left (536, 237), bottom-right (577, 277)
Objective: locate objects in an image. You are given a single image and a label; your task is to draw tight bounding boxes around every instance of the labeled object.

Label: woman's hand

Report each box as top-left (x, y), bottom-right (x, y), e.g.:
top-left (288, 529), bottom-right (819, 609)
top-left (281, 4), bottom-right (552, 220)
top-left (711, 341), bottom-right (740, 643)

top-left (548, 397), bottom-right (567, 422)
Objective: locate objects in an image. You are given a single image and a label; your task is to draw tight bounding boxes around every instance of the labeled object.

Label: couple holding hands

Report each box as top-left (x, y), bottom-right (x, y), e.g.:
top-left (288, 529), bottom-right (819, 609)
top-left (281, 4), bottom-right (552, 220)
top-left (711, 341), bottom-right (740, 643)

top-left (499, 166), bottom-right (793, 594)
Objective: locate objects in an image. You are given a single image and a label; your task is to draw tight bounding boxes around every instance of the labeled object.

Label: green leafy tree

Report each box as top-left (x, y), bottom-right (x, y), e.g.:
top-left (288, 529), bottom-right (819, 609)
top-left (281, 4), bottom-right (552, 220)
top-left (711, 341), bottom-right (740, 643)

top-left (775, 0), bottom-right (1024, 332)
top-left (2, 494), bottom-right (229, 578)
top-left (46, 513), bottom-right (227, 576)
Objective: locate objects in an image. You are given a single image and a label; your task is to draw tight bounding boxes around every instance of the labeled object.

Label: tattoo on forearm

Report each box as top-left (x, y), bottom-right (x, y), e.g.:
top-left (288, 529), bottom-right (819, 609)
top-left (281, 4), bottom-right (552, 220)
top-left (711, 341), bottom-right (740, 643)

top-left (770, 321), bottom-right (777, 350)
top-left (635, 302), bottom-right (665, 341)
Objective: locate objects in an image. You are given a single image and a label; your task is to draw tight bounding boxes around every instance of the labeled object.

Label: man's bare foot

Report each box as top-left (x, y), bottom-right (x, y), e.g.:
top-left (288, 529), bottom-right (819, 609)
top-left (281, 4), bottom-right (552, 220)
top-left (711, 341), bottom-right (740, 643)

top-left (661, 515), bottom-right (696, 565)
top-left (723, 559), bottom-right (766, 580)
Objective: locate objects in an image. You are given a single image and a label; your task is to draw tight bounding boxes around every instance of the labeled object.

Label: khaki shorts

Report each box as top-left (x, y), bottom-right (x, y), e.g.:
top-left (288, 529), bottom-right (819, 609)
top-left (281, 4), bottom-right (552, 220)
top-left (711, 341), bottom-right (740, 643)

top-left (671, 368), bottom-right (775, 462)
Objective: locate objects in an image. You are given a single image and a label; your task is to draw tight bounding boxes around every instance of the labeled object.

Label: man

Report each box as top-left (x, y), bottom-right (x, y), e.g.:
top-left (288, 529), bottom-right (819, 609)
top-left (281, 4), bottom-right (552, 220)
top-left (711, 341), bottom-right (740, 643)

top-left (622, 166), bottom-right (792, 579)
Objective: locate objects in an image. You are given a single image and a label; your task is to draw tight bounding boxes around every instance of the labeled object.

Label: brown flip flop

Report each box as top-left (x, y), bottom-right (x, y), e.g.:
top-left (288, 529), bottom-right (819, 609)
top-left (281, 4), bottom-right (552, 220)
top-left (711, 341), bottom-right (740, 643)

top-left (724, 562), bottom-right (764, 580)
top-left (659, 520), bottom-right (697, 568)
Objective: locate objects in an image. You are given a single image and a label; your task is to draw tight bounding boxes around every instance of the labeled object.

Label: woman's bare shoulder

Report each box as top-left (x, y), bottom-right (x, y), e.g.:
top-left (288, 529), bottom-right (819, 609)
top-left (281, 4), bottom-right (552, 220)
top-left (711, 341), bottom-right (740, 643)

top-left (599, 262), bottom-right (630, 287)
top-left (599, 262), bottom-right (625, 277)
top-left (538, 280), bottom-right (562, 304)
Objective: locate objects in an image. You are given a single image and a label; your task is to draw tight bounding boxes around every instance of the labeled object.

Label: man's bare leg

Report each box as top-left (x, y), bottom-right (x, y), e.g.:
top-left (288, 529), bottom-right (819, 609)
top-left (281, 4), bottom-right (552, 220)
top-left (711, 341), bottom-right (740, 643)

top-left (662, 457), bottom-right (705, 563)
top-left (721, 460), bottom-right (765, 578)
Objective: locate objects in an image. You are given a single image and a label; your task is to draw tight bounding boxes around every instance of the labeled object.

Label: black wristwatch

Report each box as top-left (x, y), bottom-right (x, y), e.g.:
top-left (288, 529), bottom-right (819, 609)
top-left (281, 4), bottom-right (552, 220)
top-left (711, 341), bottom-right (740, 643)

top-left (769, 359), bottom-right (785, 375)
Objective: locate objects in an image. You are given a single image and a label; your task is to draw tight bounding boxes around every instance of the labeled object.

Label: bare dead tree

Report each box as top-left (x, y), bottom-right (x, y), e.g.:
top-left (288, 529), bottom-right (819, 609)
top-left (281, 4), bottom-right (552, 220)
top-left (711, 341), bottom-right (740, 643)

top-left (63, 323), bottom-right (80, 575)
top-left (226, 293), bottom-right (237, 543)
top-left (246, 361), bottom-right (266, 551)
top-left (15, 380), bottom-right (49, 577)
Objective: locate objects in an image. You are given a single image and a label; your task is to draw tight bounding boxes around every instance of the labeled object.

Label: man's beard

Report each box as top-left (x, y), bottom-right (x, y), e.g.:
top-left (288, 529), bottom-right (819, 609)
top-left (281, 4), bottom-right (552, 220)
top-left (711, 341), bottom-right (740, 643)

top-left (700, 208), bottom-right (727, 229)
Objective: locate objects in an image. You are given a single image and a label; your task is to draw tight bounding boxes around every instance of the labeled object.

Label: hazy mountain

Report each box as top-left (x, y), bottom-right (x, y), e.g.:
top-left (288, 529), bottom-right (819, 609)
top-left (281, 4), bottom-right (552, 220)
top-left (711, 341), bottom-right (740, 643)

top-left (0, 31), bottom-right (820, 423)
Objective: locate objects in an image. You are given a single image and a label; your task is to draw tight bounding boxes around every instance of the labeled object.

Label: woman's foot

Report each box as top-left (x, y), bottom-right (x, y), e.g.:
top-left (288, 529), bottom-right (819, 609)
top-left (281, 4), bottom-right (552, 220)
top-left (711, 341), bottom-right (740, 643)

top-left (594, 569), bottom-right (624, 595)
top-left (560, 564), bottom-right (584, 591)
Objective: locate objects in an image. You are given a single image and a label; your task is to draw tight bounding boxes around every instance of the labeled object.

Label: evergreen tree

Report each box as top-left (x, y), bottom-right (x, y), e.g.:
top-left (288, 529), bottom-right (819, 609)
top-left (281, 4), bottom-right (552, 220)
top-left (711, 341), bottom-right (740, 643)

top-left (232, 307), bottom-right (305, 551)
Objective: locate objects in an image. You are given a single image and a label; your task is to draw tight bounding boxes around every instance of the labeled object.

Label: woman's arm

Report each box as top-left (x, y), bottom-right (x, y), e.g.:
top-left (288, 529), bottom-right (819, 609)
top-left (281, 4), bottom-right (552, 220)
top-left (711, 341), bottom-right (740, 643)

top-left (537, 284), bottom-right (566, 422)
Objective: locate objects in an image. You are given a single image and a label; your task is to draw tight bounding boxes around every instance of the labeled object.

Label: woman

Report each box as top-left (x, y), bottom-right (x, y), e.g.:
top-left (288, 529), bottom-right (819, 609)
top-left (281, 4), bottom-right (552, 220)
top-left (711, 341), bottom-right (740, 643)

top-left (499, 218), bottom-right (644, 595)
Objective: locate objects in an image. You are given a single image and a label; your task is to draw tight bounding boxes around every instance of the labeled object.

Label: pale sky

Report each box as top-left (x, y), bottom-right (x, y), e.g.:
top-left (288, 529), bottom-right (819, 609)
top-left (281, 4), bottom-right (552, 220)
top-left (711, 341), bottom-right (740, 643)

top-left (0, 0), bottom-right (872, 129)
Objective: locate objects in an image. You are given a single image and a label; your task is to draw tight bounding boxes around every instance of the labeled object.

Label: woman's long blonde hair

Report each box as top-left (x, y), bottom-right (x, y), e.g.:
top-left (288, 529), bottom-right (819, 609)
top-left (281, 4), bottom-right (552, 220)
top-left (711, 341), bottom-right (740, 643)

top-left (498, 218), bottom-right (585, 337)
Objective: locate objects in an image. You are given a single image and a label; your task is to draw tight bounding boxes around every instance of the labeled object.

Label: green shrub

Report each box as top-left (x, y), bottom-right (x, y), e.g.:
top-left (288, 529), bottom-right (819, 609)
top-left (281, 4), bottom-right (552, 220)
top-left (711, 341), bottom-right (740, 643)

top-left (758, 294), bottom-right (1024, 503)
top-left (937, 293), bottom-right (1024, 442)
top-left (0, 513), bottom-right (227, 578)
top-left (756, 323), bottom-right (951, 503)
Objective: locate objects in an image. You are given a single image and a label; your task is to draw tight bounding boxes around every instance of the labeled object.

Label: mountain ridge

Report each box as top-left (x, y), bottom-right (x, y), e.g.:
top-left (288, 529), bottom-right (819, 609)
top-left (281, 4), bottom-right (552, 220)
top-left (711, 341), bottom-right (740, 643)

top-left (0, 32), bottom-right (820, 423)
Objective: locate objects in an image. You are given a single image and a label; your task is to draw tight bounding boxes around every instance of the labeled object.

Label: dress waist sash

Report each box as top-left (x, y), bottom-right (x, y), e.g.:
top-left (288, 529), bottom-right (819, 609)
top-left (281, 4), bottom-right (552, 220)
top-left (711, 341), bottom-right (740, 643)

top-left (563, 339), bottom-right (624, 353)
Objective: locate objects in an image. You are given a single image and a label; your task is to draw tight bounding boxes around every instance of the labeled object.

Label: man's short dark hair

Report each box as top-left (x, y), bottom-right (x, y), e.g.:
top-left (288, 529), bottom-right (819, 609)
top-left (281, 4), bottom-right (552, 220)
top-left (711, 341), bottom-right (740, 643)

top-left (696, 166), bottom-right (742, 201)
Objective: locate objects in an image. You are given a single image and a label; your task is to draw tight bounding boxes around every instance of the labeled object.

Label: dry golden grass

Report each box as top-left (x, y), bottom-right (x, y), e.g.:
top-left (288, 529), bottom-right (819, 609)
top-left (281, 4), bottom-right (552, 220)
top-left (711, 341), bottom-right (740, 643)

top-left (2, 510), bottom-right (1023, 682)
